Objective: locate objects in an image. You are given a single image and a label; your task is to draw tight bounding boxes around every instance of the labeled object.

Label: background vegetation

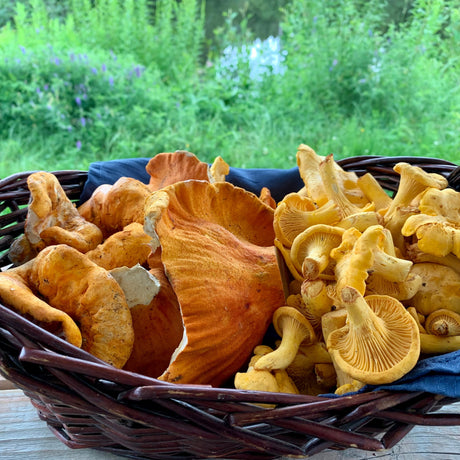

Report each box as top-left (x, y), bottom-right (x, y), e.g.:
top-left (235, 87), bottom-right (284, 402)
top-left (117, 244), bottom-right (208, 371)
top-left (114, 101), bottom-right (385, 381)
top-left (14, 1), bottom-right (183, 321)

top-left (0, 0), bottom-right (459, 178)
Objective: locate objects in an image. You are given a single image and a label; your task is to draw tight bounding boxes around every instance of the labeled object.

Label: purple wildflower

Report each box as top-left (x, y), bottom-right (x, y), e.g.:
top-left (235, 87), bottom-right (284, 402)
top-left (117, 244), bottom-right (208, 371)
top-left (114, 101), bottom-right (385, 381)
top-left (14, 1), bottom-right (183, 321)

top-left (101, 63), bottom-right (107, 72)
top-left (80, 117), bottom-right (86, 127)
top-left (76, 140), bottom-right (82, 149)
top-left (134, 65), bottom-right (144, 78)
top-left (36, 87), bottom-right (41, 94)
top-left (108, 75), bottom-right (114, 86)
top-left (54, 57), bottom-right (61, 66)
top-left (44, 84), bottom-right (49, 91)
top-left (75, 96), bottom-right (82, 106)
top-left (91, 67), bottom-right (98, 74)
top-left (19, 45), bottom-right (26, 54)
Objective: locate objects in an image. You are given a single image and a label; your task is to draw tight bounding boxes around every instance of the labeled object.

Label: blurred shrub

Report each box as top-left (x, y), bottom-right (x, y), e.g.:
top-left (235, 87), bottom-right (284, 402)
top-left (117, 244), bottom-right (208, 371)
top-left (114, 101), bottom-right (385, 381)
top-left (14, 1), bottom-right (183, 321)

top-left (0, 0), bottom-right (459, 176)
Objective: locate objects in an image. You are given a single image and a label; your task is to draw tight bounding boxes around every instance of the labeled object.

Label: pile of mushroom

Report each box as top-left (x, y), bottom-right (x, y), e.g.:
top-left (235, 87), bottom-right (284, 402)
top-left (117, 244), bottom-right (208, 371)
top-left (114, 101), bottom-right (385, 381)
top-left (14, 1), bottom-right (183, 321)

top-left (245, 144), bottom-right (460, 395)
top-left (2, 145), bottom-right (460, 396)
top-left (0, 151), bottom-right (285, 387)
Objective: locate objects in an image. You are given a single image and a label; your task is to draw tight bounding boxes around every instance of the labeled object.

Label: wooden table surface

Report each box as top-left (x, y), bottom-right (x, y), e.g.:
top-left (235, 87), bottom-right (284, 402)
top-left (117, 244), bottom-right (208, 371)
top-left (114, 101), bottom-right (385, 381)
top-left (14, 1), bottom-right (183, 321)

top-left (1, 375), bottom-right (459, 460)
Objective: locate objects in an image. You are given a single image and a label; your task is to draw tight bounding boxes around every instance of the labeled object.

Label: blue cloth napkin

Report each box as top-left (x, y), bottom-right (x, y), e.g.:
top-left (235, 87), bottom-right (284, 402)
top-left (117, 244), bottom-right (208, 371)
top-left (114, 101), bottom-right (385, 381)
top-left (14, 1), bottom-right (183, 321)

top-left (80, 158), bottom-right (460, 399)
top-left (79, 157), bottom-right (304, 204)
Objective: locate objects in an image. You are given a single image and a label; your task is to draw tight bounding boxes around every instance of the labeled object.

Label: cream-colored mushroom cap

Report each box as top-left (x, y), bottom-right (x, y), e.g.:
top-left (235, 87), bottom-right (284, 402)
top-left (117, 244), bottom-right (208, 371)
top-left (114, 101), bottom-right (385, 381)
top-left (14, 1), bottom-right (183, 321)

top-left (327, 286), bottom-right (420, 385)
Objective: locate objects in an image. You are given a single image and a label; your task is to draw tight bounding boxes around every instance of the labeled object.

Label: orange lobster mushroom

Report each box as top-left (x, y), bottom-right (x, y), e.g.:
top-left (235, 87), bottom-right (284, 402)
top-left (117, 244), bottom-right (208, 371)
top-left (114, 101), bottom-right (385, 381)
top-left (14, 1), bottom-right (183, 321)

top-left (20, 171), bottom-right (103, 258)
top-left (29, 244), bottom-right (134, 368)
top-left (78, 177), bottom-right (151, 238)
top-left (146, 150), bottom-right (229, 191)
top-left (144, 180), bottom-right (285, 387)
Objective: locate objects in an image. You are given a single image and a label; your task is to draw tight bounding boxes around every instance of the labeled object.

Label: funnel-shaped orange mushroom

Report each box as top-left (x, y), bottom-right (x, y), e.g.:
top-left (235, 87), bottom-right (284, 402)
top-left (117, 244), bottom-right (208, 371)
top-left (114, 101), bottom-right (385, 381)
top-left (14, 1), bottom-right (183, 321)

top-left (383, 162), bottom-right (448, 251)
top-left (296, 144), bottom-right (368, 207)
top-left (146, 150), bottom-right (229, 191)
top-left (144, 180), bottom-right (285, 387)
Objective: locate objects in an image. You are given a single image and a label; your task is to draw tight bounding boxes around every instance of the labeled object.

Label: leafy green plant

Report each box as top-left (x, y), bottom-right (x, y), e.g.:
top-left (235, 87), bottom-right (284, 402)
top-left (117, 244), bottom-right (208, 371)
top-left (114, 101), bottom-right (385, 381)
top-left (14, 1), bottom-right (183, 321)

top-left (0, 0), bottom-right (459, 179)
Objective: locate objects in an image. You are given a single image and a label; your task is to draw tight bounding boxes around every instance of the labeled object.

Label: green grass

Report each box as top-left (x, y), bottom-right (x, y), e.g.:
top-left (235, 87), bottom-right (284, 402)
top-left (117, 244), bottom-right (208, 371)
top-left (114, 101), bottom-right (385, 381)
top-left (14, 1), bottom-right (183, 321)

top-left (0, 0), bottom-right (459, 178)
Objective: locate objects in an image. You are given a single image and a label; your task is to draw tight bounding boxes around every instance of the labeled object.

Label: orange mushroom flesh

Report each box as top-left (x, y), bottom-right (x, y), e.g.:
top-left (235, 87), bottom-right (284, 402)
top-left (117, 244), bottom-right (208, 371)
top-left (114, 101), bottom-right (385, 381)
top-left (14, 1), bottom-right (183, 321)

top-left (254, 306), bottom-right (317, 371)
top-left (86, 222), bottom-right (152, 270)
top-left (123, 264), bottom-right (184, 379)
top-left (259, 187), bottom-right (276, 209)
top-left (0, 261), bottom-right (82, 347)
top-left (384, 162), bottom-right (448, 219)
top-left (144, 180), bottom-right (285, 387)
top-left (327, 286), bottom-right (420, 385)
top-left (25, 171), bottom-right (103, 255)
top-left (408, 263), bottom-right (460, 316)
top-left (299, 278), bottom-right (335, 337)
top-left (78, 176), bottom-right (151, 238)
top-left (234, 346), bottom-right (299, 404)
top-left (332, 225), bottom-right (412, 297)
top-left (296, 145), bottom-right (369, 208)
top-left (145, 150), bottom-right (210, 191)
top-left (419, 334), bottom-right (460, 354)
top-left (29, 244), bottom-right (134, 368)
top-left (296, 144), bottom-right (330, 206)
top-left (209, 156), bottom-right (230, 183)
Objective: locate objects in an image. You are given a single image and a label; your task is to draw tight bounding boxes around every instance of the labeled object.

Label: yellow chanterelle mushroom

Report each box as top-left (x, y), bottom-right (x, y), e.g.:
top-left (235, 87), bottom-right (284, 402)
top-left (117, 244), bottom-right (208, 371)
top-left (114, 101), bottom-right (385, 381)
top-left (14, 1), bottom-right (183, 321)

top-left (383, 162), bottom-right (448, 252)
top-left (319, 154), bottom-right (374, 219)
top-left (332, 225), bottom-right (412, 296)
top-left (425, 309), bottom-right (460, 337)
top-left (290, 224), bottom-right (345, 280)
top-left (254, 306), bottom-right (317, 371)
top-left (409, 263), bottom-right (460, 316)
top-left (326, 286), bottom-right (420, 385)
top-left (274, 193), bottom-right (341, 247)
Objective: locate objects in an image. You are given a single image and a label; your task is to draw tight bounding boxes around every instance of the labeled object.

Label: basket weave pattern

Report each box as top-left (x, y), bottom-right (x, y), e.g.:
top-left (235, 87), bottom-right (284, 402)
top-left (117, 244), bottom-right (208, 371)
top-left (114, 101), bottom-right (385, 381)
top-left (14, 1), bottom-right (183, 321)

top-left (1, 157), bottom-right (460, 460)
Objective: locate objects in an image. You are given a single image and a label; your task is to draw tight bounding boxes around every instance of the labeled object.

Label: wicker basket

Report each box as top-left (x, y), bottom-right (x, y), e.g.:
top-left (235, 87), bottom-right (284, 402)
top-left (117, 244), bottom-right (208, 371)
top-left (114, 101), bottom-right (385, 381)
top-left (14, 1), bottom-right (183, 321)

top-left (1, 156), bottom-right (460, 460)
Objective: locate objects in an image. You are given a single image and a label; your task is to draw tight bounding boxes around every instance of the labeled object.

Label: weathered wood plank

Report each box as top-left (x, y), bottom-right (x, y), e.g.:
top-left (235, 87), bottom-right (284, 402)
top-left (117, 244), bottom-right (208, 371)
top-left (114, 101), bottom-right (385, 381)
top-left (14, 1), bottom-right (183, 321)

top-left (1, 384), bottom-right (459, 459)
